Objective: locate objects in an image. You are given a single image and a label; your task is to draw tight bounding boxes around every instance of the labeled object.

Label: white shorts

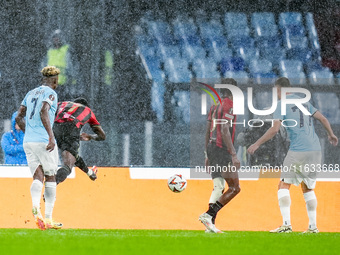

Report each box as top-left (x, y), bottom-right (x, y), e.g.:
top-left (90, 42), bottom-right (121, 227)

top-left (23, 143), bottom-right (59, 176)
top-left (281, 150), bottom-right (322, 189)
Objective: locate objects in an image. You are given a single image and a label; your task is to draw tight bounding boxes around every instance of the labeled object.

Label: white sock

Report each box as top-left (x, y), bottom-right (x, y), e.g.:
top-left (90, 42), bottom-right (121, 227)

top-left (87, 169), bottom-right (93, 176)
top-left (209, 177), bottom-right (225, 204)
top-left (30, 180), bottom-right (43, 209)
top-left (44, 182), bottom-right (56, 219)
top-left (278, 189), bottom-right (291, 226)
top-left (303, 191), bottom-right (317, 229)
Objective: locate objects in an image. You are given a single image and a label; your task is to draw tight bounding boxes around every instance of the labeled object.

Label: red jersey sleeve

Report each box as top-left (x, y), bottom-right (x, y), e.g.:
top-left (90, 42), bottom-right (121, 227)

top-left (88, 110), bottom-right (100, 126)
top-left (222, 100), bottom-right (235, 121)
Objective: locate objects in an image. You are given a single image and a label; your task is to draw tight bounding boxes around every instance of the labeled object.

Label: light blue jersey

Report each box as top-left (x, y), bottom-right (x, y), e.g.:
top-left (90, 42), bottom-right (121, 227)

top-left (273, 94), bottom-right (321, 152)
top-left (21, 85), bottom-right (58, 143)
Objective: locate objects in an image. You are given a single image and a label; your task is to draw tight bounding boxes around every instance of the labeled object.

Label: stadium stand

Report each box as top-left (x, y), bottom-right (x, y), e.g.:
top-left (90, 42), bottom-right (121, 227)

top-left (135, 11), bottom-right (340, 121)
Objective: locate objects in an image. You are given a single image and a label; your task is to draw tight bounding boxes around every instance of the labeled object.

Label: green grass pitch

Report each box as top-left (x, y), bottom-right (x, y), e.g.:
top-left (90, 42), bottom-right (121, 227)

top-left (0, 229), bottom-right (339, 255)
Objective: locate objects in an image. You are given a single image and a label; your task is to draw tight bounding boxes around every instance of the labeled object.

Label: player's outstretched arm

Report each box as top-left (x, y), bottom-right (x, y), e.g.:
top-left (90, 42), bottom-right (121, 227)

top-left (16, 106), bottom-right (27, 132)
top-left (313, 111), bottom-right (338, 146)
top-left (40, 102), bottom-right (55, 152)
top-left (80, 126), bottom-right (106, 141)
top-left (247, 120), bottom-right (281, 155)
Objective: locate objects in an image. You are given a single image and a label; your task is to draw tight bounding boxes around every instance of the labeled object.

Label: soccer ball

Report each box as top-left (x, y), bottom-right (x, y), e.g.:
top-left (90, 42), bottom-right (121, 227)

top-left (167, 174), bottom-right (187, 193)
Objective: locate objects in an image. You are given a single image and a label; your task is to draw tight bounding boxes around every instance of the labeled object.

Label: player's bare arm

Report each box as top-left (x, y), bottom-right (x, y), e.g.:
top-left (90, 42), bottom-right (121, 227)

top-left (15, 105), bottom-right (27, 132)
top-left (40, 101), bottom-right (55, 152)
top-left (80, 126), bottom-right (106, 141)
top-left (313, 111), bottom-right (338, 146)
top-left (247, 120), bottom-right (281, 155)
top-left (221, 122), bottom-right (240, 169)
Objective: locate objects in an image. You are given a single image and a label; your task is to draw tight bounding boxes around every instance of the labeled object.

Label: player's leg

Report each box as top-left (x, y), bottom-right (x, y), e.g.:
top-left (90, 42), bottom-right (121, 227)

top-left (56, 150), bottom-right (76, 184)
top-left (24, 143), bottom-right (46, 230)
top-left (41, 146), bottom-right (62, 229)
top-left (206, 171), bottom-right (240, 220)
top-left (270, 151), bottom-right (296, 233)
top-left (31, 166), bottom-right (46, 230)
top-left (301, 182), bottom-right (318, 233)
top-left (199, 144), bottom-right (225, 233)
top-left (75, 155), bottom-right (98, 181)
top-left (208, 177), bottom-right (225, 224)
top-left (270, 180), bottom-right (293, 233)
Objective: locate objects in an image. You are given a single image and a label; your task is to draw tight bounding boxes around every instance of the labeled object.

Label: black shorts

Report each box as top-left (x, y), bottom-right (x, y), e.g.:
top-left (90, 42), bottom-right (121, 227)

top-left (53, 122), bottom-right (80, 158)
top-left (207, 142), bottom-right (232, 179)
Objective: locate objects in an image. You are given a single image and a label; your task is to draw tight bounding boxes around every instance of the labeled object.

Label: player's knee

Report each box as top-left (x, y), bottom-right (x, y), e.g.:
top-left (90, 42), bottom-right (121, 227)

top-left (231, 185), bottom-right (241, 195)
top-left (56, 165), bottom-right (71, 184)
top-left (213, 177), bottom-right (225, 195)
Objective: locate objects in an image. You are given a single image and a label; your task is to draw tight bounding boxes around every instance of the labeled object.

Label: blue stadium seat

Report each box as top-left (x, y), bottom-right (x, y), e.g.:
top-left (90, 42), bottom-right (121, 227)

top-left (279, 60), bottom-right (303, 74)
top-left (310, 37), bottom-right (321, 51)
top-left (281, 71), bottom-right (306, 86)
top-left (149, 68), bottom-right (165, 84)
top-left (209, 46), bottom-right (233, 62)
top-left (251, 12), bottom-right (278, 38)
top-left (138, 44), bottom-right (157, 58)
top-left (279, 12), bottom-right (303, 28)
top-left (147, 20), bottom-right (173, 43)
top-left (193, 58), bottom-right (220, 78)
top-left (284, 25), bottom-right (305, 37)
top-left (286, 48), bottom-right (312, 63)
top-left (227, 28), bottom-right (250, 39)
top-left (144, 55), bottom-right (161, 74)
top-left (249, 59), bottom-right (273, 74)
top-left (230, 36), bottom-right (255, 50)
top-left (284, 35), bottom-right (308, 49)
top-left (223, 71), bottom-right (249, 84)
top-left (313, 93), bottom-right (340, 124)
top-left (257, 36), bottom-right (282, 52)
top-left (182, 45), bottom-right (206, 61)
top-left (225, 12), bottom-right (250, 39)
top-left (305, 13), bottom-right (318, 40)
top-left (157, 45), bottom-right (181, 60)
top-left (309, 70), bottom-right (335, 85)
top-left (164, 57), bottom-right (188, 74)
top-left (173, 20), bottom-right (198, 40)
top-left (305, 61), bottom-right (330, 74)
top-left (220, 57), bottom-right (245, 74)
top-left (203, 36), bottom-right (228, 51)
top-left (199, 20), bottom-right (225, 40)
top-left (261, 47), bottom-right (286, 66)
top-left (167, 70), bottom-right (192, 83)
top-left (235, 47), bottom-right (260, 64)
top-left (225, 12), bottom-right (249, 30)
top-left (178, 35), bottom-right (202, 48)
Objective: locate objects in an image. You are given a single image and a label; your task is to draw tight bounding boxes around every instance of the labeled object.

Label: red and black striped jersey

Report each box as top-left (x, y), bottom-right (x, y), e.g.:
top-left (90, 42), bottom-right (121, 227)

top-left (55, 101), bottom-right (100, 128)
top-left (208, 97), bottom-right (236, 151)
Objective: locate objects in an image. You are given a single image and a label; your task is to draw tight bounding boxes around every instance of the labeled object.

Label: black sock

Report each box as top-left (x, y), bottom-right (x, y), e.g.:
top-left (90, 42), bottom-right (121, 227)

top-left (75, 156), bottom-right (89, 174)
top-left (206, 201), bottom-right (223, 218)
top-left (209, 203), bottom-right (217, 224)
